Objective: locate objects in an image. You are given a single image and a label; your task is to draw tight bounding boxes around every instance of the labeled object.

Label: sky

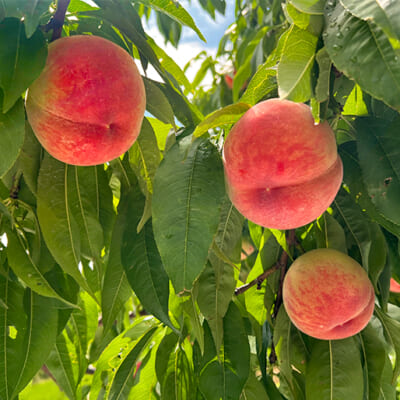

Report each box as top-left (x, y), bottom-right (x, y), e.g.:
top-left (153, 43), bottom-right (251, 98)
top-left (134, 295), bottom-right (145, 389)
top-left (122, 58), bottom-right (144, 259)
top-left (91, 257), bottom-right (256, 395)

top-left (142, 1), bottom-right (235, 82)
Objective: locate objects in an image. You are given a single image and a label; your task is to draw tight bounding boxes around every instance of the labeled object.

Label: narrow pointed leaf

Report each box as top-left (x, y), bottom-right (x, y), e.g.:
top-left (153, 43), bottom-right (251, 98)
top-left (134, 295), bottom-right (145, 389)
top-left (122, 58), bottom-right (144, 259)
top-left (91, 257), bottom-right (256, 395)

top-left (306, 338), bottom-right (364, 400)
top-left (0, 18), bottom-right (46, 112)
top-left (152, 136), bottom-right (225, 293)
top-left (0, 96), bottom-right (24, 177)
top-left (324, 2), bottom-right (400, 111)
top-left (278, 25), bottom-right (318, 102)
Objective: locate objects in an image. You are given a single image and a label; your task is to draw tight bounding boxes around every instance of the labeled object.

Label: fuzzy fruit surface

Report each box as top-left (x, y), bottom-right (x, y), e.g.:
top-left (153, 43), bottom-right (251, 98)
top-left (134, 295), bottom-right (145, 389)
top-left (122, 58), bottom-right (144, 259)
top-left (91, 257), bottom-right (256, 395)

top-left (282, 249), bottom-right (375, 340)
top-left (222, 98), bottom-right (343, 229)
top-left (26, 35), bottom-right (146, 166)
top-left (390, 278), bottom-right (400, 293)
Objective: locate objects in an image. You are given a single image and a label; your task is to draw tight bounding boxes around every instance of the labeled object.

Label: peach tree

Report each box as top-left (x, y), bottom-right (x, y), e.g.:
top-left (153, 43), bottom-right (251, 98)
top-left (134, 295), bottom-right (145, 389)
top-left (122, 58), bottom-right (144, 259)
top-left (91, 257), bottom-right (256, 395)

top-left (0, 0), bottom-right (400, 399)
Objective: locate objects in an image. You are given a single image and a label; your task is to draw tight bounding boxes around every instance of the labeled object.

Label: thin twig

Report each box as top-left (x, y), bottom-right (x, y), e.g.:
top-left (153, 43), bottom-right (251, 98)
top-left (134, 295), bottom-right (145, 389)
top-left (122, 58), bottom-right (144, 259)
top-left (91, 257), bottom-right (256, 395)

top-left (235, 262), bottom-right (280, 295)
top-left (272, 229), bottom-right (296, 319)
top-left (44, 0), bottom-right (71, 41)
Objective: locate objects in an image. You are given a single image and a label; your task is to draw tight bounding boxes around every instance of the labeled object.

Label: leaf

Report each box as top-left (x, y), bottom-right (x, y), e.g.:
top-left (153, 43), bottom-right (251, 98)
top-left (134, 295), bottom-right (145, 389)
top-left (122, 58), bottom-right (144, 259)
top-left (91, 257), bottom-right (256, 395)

top-left (6, 227), bottom-right (78, 307)
top-left (0, 277), bottom-right (59, 399)
top-left (339, 141), bottom-right (400, 238)
top-left (46, 330), bottom-right (80, 400)
top-left (18, 122), bottom-right (42, 194)
top-left (315, 213), bottom-right (347, 252)
top-left (0, 18), bottom-right (47, 112)
top-left (277, 24), bottom-right (318, 102)
top-left (359, 324), bottom-right (387, 400)
top-left (108, 327), bottom-right (158, 400)
top-left (213, 196), bottom-right (244, 263)
top-left (193, 103), bottom-right (251, 138)
top-left (324, 1), bottom-right (400, 112)
top-left (305, 338), bottom-right (364, 400)
top-left (119, 183), bottom-right (175, 331)
top-left (340, 0), bottom-right (400, 41)
top-left (134, 0), bottom-right (205, 42)
top-left (152, 136), bottom-right (226, 293)
top-left (0, 1), bottom-right (52, 38)
top-left (356, 117), bottom-right (400, 225)
top-left (273, 308), bottom-right (308, 397)
top-left (129, 118), bottom-right (161, 198)
top-left (315, 47), bottom-right (332, 102)
top-left (0, 96), bottom-right (24, 177)
top-left (196, 257), bottom-right (235, 352)
top-left (199, 302), bottom-right (250, 400)
top-left (289, 0), bottom-right (325, 14)
top-left (36, 153), bottom-right (97, 298)
top-left (128, 328), bottom-right (166, 400)
top-left (240, 372), bottom-right (270, 400)
top-left (239, 62), bottom-right (277, 106)
top-left (143, 78), bottom-right (177, 128)
top-left (90, 318), bottom-right (157, 400)
top-left (334, 188), bottom-right (371, 268)
top-left (375, 306), bottom-right (400, 381)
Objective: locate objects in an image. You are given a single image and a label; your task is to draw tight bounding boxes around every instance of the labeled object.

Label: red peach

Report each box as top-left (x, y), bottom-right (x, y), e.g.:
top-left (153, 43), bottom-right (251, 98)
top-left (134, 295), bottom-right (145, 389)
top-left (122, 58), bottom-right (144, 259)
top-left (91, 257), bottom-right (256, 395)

top-left (390, 278), bottom-right (400, 293)
top-left (26, 35), bottom-right (146, 166)
top-left (222, 99), bottom-right (343, 229)
top-left (282, 249), bottom-right (375, 340)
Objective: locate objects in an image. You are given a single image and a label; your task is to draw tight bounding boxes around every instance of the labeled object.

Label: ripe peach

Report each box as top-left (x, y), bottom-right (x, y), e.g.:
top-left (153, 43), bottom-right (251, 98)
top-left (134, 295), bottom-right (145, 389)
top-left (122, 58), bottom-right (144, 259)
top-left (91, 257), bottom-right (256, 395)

top-left (222, 99), bottom-right (343, 229)
top-left (390, 278), bottom-right (400, 293)
top-left (25, 35), bottom-right (146, 166)
top-left (282, 249), bottom-right (375, 340)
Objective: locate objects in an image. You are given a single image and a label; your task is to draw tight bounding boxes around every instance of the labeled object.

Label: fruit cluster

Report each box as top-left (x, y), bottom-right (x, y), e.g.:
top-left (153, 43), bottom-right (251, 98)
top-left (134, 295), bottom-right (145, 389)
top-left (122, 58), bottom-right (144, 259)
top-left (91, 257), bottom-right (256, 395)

top-left (26, 34), bottom-right (376, 340)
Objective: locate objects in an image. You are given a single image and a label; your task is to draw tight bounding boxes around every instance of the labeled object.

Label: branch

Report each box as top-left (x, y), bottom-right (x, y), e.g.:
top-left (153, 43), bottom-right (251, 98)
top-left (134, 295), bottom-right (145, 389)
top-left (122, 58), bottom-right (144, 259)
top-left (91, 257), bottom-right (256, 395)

top-left (44, 0), bottom-right (71, 41)
top-left (235, 262), bottom-right (280, 295)
top-left (272, 229), bottom-right (296, 319)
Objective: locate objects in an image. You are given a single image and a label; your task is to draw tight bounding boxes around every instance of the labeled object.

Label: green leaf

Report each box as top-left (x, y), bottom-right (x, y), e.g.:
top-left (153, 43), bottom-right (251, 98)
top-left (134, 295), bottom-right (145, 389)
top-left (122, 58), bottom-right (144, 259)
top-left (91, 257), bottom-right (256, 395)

top-left (340, 0), bottom-right (400, 41)
top-left (315, 213), bottom-right (347, 252)
top-left (356, 117), bottom-right (400, 225)
top-left (90, 318), bottom-right (157, 400)
top-left (277, 24), bottom-right (318, 102)
top-left (315, 47), bottom-right (331, 102)
top-left (306, 338), bottom-right (364, 400)
top-left (0, 277), bottom-right (59, 399)
top-left (0, 1), bottom-right (52, 38)
top-left (143, 78), bottom-right (177, 128)
top-left (375, 306), bottom-right (400, 380)
top-left (135, 0), bottom-right (206, 42)
top-left (0, 96), bottom-right (24, 177)
top-left (334, 188), bottom-right (371, 268)
top-left (324, 1), bottom-right (400, 112)
top-left (339, 141), bottom-right (400, 238)
top-left (128, 328), bottom-right (166, 400)
top-left (152, 136), bottom-right (226, 293)
top-left (36, 154), bottom-right (97, 299)
top-left (213, 196), bottom-right (244, 263)
top-left (0, 18), bottom-right (46, 112)
top-left (108, 327), bottom-right (158, 400)
top-left (273, 308), bottom-right (308, 397)
top-left (6, 227), bottom-right (78, 307)
top-left (193, 103), bottom-right (251, 138)
top-left (196, 257), bottom-right (235, 352)
top-left (239, 62), bottom-right (277, 106)
top-left (289, 0), bottom-right (324, 14)
top-left (359, 324), bottom-right (387, 400)
top-left (18, 122), bottom-right (42, 194)
top-left (119, 183), bottom-right (174, 331)
top-left (240, 372), bottom-right (270, 400)
top-left (129, 118), bottom-right (161, 199)
top-left (46, 330), bottom-right (79, 400)
top-left (199, 302), bottom-right (250, 399)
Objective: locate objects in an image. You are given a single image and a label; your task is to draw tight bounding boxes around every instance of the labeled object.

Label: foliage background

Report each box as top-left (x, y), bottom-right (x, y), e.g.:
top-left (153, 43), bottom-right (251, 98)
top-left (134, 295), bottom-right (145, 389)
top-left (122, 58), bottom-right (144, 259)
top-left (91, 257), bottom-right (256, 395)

top-left (0, 0), bottom-right (400, 399)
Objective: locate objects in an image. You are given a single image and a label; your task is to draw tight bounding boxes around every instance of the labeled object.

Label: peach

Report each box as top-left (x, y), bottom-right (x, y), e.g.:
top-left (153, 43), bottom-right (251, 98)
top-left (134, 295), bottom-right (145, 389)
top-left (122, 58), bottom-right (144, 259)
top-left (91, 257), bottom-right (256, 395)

top-left (25, 35), bottom-right (146, 166)
top-left (222, 99), bottom-right (343, 229)
top-left (282, 249), bottom-right (375, 340)
top-left (390, 278), bottom-right (400, 293)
